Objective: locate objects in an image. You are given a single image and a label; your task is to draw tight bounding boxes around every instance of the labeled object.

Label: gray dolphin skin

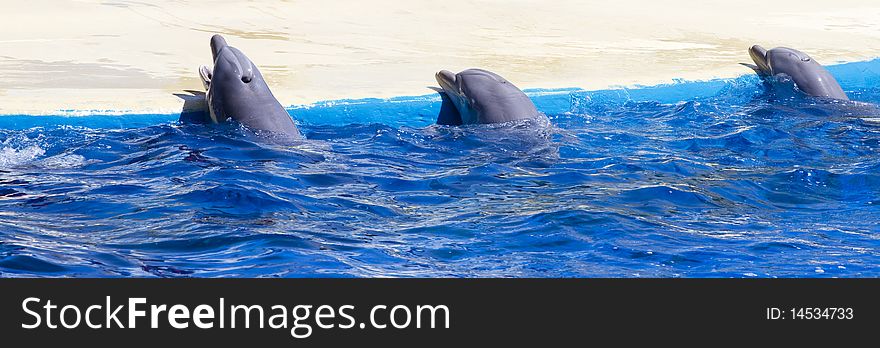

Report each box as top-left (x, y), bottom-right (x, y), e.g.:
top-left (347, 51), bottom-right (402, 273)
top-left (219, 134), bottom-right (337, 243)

top-left (434, 69), bottom-right (539, 125)
top-left (746, 45), bottom-right (848, 100)
top-left (199, 34), bottom-right (301, 138)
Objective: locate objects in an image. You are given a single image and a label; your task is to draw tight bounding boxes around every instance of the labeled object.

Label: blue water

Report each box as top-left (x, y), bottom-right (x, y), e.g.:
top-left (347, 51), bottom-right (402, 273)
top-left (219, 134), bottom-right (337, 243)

top-left (2, 61), bottom-right (880, 278)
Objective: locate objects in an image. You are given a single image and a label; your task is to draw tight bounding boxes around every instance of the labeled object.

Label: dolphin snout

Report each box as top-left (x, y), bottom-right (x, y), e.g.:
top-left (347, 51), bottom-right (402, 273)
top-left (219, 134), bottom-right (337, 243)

top-left (749, 45), bottom-right (771, 74)
top-left (436, 70), bottom-right (458, 94)
top-left (210, 34), bottom-right (229, 62)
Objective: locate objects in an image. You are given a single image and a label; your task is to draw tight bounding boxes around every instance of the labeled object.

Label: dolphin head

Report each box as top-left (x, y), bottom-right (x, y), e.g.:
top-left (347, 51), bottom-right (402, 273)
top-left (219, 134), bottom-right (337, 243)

top-left (435, 69), bottom-right (538, 125)
top-left (764, 47), bottom-right (817, 74)
top-left (747, 45), bottom-right (848, 100)
top-left (210, 35), bottom-right (257, 86)
top-left (205, 35), bottom-right (270, 122)
top-left (200, 34), bottom-right (300, 138)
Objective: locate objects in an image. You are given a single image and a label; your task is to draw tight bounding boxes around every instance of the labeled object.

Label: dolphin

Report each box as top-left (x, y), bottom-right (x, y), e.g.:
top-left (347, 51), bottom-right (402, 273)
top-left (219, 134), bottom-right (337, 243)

top-left (198, 34), bottom-right (301, 138)
top-left (434, 69), bottom-right (539, 125)
top-left (744, 45), bottom-right (848, 100)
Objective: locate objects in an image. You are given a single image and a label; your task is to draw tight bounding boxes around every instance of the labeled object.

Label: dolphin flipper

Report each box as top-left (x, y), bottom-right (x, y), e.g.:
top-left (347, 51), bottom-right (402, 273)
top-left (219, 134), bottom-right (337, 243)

top-left (175, 90), bottom-right (211, 124)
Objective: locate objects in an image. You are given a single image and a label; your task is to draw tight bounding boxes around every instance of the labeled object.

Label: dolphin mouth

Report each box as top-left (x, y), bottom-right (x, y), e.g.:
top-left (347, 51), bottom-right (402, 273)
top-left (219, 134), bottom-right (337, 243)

top-left (199, 65), bottom-right (212, 90)
top-left (748, 45), bottom-right (772, 75)
top-left (435, 70), bottom-right (459, 96)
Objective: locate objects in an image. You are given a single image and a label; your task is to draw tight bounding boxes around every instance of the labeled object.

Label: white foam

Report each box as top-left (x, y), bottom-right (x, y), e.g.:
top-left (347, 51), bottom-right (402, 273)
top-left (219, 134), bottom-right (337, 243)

top-left (39, 153), bottom-right (88, 169)
top-left (0, 145), bottom-right (46, 168)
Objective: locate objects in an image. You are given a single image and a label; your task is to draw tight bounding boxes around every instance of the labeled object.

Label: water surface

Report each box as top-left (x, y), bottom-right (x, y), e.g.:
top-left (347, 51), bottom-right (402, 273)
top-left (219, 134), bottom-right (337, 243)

top-left (1, 61), bottom-right (879, 277)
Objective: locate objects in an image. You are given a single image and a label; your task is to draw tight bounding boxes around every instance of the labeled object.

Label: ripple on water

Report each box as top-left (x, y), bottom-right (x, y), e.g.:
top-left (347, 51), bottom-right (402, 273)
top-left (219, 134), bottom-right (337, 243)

top-left (1, 71), bottom-right (880, 277)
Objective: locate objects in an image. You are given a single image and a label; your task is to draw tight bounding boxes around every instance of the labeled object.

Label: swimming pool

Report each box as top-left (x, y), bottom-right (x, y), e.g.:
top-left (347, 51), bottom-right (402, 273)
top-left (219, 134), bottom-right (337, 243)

top-left (1, 60), bottom-right (879, 277)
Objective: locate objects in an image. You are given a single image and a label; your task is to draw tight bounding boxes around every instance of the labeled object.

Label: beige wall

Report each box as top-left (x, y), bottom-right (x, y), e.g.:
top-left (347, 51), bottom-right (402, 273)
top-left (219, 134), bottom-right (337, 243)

top-left (1, 0), bottom-right (879, 114)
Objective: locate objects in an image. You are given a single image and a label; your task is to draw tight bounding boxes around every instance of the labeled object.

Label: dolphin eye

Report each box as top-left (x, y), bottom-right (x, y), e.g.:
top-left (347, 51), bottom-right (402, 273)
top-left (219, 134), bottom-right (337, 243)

top-left (801, 57), bottom-right (811, 62)
top-left (241, 76), bottom-right (252, 83)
